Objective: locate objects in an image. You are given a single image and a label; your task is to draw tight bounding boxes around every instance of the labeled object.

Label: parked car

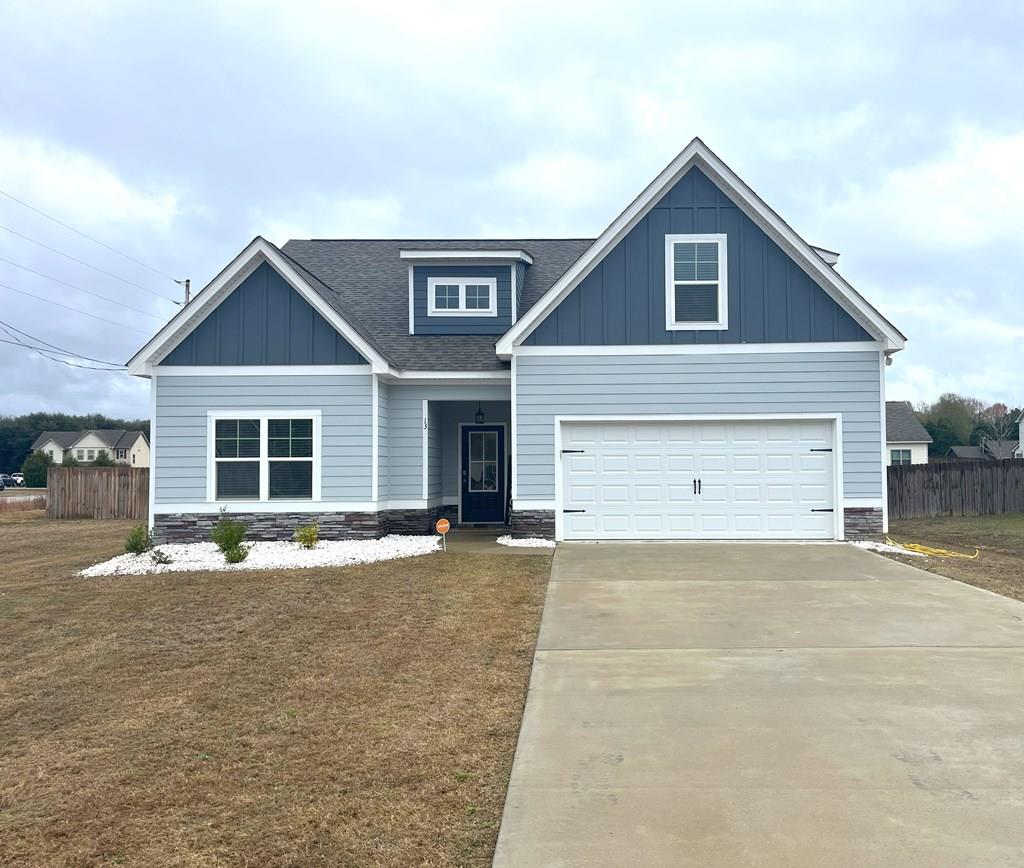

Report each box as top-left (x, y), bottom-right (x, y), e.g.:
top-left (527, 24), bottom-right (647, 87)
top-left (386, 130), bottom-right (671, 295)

top-left (0, 474), bottom-right (14, 489)
top-left (11, 472), bottom-right (24, 486)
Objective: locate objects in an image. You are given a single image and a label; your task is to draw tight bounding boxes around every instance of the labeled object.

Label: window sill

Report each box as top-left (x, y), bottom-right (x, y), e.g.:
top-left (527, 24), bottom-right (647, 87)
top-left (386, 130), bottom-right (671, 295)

top-left (665, 321), bottom-right (729, 331)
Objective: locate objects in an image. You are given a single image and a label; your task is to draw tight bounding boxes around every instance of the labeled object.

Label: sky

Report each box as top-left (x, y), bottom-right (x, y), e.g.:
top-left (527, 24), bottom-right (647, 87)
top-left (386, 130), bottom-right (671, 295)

top-left (1, 0), bottom-right (1021, 419)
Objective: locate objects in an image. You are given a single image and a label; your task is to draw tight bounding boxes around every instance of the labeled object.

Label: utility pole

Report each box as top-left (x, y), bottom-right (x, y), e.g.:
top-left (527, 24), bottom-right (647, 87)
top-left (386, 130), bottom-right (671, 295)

top-left (175, 277), bottom-right (191, 305)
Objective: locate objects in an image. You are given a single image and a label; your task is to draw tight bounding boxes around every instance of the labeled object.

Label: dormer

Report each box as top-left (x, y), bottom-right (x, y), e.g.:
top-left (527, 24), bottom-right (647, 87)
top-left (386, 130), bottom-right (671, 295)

top-left (401, 249), bottom-right (533, 335)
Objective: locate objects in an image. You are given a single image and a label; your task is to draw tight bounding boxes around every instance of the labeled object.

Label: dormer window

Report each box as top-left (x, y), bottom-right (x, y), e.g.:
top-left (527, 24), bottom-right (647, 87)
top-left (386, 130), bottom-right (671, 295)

top-left (427, 277), bottom-right (498, 317)
top-left (665, 233), bottom-right (728, 330)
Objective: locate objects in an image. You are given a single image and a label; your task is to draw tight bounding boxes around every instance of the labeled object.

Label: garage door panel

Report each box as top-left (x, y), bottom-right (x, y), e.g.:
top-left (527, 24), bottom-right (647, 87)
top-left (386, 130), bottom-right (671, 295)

top-left (561, 419), bottom-right (836, 540)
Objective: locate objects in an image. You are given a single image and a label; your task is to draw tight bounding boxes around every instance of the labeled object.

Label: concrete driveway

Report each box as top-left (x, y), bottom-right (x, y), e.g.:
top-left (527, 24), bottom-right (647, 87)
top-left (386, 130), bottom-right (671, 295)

top-left (493, 543), bottom-right (1024, 868)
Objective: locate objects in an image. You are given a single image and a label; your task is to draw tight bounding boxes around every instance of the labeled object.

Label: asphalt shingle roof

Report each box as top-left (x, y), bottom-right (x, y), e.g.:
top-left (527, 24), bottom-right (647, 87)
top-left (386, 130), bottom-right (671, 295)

top-left (280, 239), bottom-right (593, 371)
top-left (885, 401), bottom-right (932, 443)
top-left (31, 431), bottom-right (81, 450)
top-left (30, 430), bottom-right (146, 451)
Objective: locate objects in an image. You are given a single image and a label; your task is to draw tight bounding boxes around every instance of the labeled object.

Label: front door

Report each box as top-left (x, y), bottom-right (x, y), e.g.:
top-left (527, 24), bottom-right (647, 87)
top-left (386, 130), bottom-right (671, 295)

top-left (461, 425), bottom-right (506, 523)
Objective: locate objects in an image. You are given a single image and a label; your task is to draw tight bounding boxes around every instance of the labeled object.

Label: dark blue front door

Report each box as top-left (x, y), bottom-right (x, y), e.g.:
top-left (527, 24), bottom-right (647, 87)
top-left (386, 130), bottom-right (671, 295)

top-left (461, 425), bottom-right (505, 523)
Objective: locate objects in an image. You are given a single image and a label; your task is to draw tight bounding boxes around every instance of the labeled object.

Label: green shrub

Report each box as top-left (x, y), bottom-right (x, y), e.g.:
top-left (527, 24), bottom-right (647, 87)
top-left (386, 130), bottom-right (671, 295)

top-left (91, 450), bottom-right (114, 467)
top-left (149, 548), bottom-right (172, 565)
top-left (223, 543), bottom-right (250, 564)
top-left (62, 453), bottom-right (80, 467)
top-left (211, 508), bottom-right (247, 553)
top-left (294, 522), bottom-right (319, 549)
top-left (20, 450), bottom-right (53, 487)
top-left (125, 524), bottom-right (154, 555)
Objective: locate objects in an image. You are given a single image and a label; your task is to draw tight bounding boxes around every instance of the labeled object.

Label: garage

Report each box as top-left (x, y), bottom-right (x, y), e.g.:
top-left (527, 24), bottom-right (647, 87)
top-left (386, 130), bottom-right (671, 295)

top-left (558, 418), bottom-right (838, 540)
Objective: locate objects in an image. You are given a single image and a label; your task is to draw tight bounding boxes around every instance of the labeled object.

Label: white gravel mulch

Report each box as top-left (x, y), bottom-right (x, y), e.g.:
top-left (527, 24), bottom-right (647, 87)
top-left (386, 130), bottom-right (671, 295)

top-left (79, 534), bottom-right (440, 577)
top-left (851, 540), bottom-right (925, 557)
top-left (496, 535), bottom-right (556, 549)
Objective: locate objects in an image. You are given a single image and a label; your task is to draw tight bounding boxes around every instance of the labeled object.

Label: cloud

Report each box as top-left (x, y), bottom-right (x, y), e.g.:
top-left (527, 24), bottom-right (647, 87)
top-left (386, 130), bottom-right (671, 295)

top-left (252, 194), bottom-right (405, 245)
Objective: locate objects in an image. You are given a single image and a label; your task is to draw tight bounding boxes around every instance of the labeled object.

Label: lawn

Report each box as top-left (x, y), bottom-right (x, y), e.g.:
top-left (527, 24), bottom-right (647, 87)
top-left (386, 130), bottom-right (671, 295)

top-left (884, 513), bottom-right (1024, 602)
top-left (0, 511), bottom-right (550, 867)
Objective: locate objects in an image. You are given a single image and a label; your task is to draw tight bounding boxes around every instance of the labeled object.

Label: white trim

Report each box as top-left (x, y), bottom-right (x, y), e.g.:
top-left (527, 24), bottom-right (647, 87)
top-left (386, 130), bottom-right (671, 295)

top-left (147, 365), bottom-right (371, 377)
top-left (553, 413), bottom-right (844, 542)
top-left (664, 233), bottom-right (728, 331)
top-left (844, 498), bottom-right (884, 508)
top-left (879, 350), bottom-right (889, 534)
top-left (421, 399), bottom-right (429, 501)
top-left (456, 422), bottom-right (508, 524)
top-left (371, 375), bottom-right (379, 502)
top-left (148, 374), bottom-right (157, 531)
top-left (510, 355), bottom-right (518, 499)
top-left (400, 249), bottom-right (533, 264)
top-left (512, 499), bottom-right (556, 511)
top-left (511, 341), bottom-right (881, 357)
top-left (496, 138), bottom-right (904, 355)
top-left (510, 261), bottom-right (518, 322)
top-left (127, 237), bottom-right (392, 376)
top-left (426, 276), bottom-right (498, 317)
top-left (206, 410), bottom-right (322, 504)
top-left (151, 498), bottom-right (446, 515)
top-left (385, 369), bottom-right (511, 381)
top-left (811, 246), bottom-right (840, 266)
top-left (407, 263), bottom-right (415, 335)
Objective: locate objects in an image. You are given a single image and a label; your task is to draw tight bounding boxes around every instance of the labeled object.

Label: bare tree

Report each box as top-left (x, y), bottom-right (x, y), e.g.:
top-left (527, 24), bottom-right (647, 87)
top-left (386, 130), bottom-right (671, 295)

top-left (976, 403), bottom-right (1018, 459)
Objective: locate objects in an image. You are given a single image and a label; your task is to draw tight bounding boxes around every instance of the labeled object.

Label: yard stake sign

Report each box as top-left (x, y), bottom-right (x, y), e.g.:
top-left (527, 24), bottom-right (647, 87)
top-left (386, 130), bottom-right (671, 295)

top-left (435, 517), bottom-right (450, 552)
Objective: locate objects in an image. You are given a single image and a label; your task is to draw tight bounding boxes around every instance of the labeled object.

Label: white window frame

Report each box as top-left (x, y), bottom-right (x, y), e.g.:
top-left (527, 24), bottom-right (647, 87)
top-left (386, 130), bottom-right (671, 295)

top-left (426, 276), bottom-right (498, 317)
top-left (890, 448), bottom-right (912, 466)
top-left (206, 410), bottom-right (322, 503)
top-left (664, 233), bottom-right (728, 331)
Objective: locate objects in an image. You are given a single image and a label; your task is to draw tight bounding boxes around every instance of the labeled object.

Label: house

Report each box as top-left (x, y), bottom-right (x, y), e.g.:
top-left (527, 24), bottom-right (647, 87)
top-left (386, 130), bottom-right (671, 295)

top-left (946, 440), bottom-right (1021, 461)
top-left (31, 430), bottom-right (150, 467)
top-left (128, 138), bottom-right (905, 543)
top-left (885, 401), bottom-right (931, 465)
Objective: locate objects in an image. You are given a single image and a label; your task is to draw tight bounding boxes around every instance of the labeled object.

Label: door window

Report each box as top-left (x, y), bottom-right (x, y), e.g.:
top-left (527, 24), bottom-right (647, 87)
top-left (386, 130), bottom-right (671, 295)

top-left (468, 430), bottom-right (498, 492)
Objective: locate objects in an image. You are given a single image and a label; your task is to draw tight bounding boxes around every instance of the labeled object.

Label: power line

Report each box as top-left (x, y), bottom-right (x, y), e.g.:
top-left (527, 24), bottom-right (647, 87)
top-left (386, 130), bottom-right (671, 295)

top-left (0, 280), bottom-right (150, 335)
top-left (0, 318), bottom-right (125, 366)
top-left (0, 223), bottom-right (181, 303)
top-left (0, 254), bottom-right (167, 320)
top-left (0, 337), bottom-right (126, 371)
top-left (0, 188), bottom-right (180, 282)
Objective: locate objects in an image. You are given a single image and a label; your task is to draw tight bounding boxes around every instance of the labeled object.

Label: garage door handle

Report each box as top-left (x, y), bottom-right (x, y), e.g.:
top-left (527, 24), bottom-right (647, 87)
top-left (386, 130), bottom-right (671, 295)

top-left (811, 508), bottom-right (834, 512)
top-left (698, 479), bottom-right (701, 495)
top-left (563, 509), bottom-right (586, 513)
top-left (692, 478), bottom-right (697, 494)
top-left (810, 448), bottom-right (833, 452)
top-left (561, 449), bottom-right (585, 454)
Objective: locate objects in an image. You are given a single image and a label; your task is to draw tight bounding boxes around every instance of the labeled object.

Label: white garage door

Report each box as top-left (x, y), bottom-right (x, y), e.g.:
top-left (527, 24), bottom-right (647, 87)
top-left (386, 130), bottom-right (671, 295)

top-left (560, 419), bottom-right (836, 540)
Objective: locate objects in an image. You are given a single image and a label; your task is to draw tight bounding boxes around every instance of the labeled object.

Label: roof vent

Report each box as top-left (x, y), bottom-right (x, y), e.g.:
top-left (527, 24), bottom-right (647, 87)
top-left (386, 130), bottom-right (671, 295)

top-left (811, 246), bottom-right (840, 267)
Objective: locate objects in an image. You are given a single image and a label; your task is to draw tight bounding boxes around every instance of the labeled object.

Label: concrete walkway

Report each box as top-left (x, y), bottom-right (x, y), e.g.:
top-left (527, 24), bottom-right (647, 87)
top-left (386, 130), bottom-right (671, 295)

top-left (493, 543), bottom-right (1024, 868)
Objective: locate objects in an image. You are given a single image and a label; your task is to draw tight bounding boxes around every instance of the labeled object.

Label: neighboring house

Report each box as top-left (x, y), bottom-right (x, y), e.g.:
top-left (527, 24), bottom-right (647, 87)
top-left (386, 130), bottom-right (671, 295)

top-left (1017, 413), bottom-right (1023, 458)
top-left (31, 430), bottom-right (150, 467)
top-left (884, 401), bottom-right (931, 465)
top-left (127, 138), bottom-right (906, 543)
top-left (946, 440), bottom-right (1021, 461)
top-left (947, 445), bottom-right (987, 460)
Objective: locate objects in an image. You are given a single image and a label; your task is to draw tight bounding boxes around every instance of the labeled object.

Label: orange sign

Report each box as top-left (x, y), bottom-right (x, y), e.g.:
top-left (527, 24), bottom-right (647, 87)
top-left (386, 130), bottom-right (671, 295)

top-left (435, 518), bottom-right (451, 535)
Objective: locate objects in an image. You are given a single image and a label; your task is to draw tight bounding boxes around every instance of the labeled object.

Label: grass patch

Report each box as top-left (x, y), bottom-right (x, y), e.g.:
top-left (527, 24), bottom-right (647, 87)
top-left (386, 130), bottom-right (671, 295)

top-left (884, 513), bottom-right (1024, 602)
top-left (0, 512), bottom-right (549, 866)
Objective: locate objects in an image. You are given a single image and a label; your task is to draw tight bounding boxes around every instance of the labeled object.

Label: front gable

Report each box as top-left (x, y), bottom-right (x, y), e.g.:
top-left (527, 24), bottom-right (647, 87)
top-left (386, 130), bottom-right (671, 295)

top-left (525, 166), bottom-right (871, 346)
top-left (161, 262), bottom-right (366, 366)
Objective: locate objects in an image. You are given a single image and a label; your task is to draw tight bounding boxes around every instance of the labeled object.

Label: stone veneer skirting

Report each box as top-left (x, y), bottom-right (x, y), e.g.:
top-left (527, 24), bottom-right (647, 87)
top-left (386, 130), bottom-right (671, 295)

top-left (509, 509), bottom-right (556, 540)
top-left (843, 507), bottom-right (884, 540)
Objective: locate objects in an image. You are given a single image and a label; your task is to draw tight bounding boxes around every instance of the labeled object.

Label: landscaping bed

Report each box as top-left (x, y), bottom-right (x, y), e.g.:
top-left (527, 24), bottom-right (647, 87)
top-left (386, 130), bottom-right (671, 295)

top-left (0, 511), bottom-right (550, 866)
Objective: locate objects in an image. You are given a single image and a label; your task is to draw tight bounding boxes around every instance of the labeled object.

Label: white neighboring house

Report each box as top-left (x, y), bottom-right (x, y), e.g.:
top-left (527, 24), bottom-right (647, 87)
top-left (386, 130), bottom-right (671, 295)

top-left (885, 401), bottom-right (931, 465)
top-left (31, 430), bottom-right (150, 467)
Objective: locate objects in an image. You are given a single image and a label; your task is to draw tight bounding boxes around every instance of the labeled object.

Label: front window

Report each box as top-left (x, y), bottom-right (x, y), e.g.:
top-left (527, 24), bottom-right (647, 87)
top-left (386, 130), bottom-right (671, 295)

top-left (76, 449), bottom-right (84, 460)
top-left (427, 277), bottom-right (497, 316)
top-left (665, 234), bottom-right (728, 330)
top-left (468, 430), bottom-right (499, 492)
top-left (211, 414), bottom-right (319, 501)
top-left (890, 449), bottom-right (912, 466)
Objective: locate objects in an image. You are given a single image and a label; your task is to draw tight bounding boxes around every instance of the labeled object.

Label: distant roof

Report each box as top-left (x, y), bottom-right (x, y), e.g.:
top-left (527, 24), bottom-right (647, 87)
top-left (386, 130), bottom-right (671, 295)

top-left (280, 239), bottom-right (594, 371)
top-left (31, 431), bottom-right (81, 450)
top-left (947, 445), bottom-right (986, 460)
top-left (885, 401), bottom-right (932, 443)
top-left (31, 430), bottom-right (147, 451)
top-left (984, 439), bottom-right (1020, 460)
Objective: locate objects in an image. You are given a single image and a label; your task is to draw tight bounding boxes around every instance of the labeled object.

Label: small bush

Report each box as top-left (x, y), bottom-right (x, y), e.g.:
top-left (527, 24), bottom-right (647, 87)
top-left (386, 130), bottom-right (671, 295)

top-left (20, 450), bottom-right (53, 487)
top-left (294, 523), bottom-right (319, 549)
top-left (223, 543), bottom-right (250, 564)
top-left (125, 524), bottom-right (153, 555)
top-left (91, 450), bottom-right (114, 467)
top-left (211, 508), bottom-right (247, 553)
top-left (149, 548), bottom-right (172, 565)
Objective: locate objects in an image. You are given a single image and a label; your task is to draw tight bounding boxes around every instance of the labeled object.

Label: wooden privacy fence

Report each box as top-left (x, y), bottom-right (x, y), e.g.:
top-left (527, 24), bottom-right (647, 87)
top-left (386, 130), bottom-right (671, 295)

top-left (887, 461), bottom-right (1024, 520)
top-left (47, 466), bottom-right (149, 520)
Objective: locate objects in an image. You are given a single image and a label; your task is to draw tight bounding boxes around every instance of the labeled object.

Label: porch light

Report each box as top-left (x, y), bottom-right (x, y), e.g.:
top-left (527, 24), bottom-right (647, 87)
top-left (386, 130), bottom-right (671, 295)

top-left (475, 402), bottom-right (485, 424)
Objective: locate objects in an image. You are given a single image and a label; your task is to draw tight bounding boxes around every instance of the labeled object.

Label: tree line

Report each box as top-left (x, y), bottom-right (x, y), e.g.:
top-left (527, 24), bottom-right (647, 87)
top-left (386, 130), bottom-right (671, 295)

top-left (915, 394), bottom-right (1021, 456)
top-left (0, 412), bottom-right (150, 475)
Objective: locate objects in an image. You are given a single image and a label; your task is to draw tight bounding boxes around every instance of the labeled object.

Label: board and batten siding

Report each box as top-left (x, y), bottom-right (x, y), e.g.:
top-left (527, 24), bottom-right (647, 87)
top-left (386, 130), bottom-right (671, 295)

top-left (514, 350), bottom-right (883, 502)
top-left (412, 265), bottom-right (513, 335)
top-left (153, 373), bottom-right (373, 505)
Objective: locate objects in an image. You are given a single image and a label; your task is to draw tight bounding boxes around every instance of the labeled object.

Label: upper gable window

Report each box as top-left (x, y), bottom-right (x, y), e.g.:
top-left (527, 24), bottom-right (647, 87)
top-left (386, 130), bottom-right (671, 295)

top-left (427, 277), bottom-right (497, 317)
top-left (665, 234), bottom-right (728, 330)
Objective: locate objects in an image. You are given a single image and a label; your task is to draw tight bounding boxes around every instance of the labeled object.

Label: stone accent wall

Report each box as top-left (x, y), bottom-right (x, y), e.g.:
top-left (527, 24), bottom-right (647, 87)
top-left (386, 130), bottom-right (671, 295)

top-left (385, 506), bottom-right (445, 535)
top-left (153, 511), bottom-right (380, 544)
top-left (509, 509), bottom-right (556, 540)
top-left (843, 507), bottom-right (884, 540)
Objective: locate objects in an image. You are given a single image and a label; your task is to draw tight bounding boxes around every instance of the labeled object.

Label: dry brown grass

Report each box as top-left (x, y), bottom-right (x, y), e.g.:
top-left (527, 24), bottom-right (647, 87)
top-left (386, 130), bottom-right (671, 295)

top-left (884, 514), bottom-right (1024, 602)
top-left (0, 512), bottom-right (550, 867)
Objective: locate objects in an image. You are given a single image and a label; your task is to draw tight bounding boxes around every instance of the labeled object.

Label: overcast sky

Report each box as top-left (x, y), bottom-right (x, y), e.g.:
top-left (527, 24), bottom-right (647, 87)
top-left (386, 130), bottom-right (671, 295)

top-left (1, 1), bottom-right (1021, 419)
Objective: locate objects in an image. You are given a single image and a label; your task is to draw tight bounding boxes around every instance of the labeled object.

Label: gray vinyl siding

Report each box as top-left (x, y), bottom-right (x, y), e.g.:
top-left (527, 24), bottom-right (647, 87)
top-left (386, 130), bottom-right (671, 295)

top-left (412, 265), bottom-right (513, 335)
top-left (162, 262), bottom-right (365, 365)
top-left (153, 373), bottom-right (373, 504)
top-left (439, 401), bottom-right (512, 500)
top-left (524, 166), bottom-right (871, 347)
top-left (387, 384), bottom-right (511, 500)
top-left (515, 351), bottom-right (882, 501)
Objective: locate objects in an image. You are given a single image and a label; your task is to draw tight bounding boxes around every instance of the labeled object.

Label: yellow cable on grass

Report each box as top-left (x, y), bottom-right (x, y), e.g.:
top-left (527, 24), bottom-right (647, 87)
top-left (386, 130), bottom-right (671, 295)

top-left (886, 538), bottom-right (979, 559)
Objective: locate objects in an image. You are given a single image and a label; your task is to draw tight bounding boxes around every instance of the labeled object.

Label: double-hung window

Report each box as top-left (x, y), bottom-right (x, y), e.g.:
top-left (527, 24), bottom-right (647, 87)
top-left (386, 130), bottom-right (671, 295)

top-left (210, 412), bottom-right (320, 502)
top-left (890, 448), bottom-right (912, 466)
top-left (427, 277), bottom-right (497, 316)
top-left (665, 234), bottom-right (728, 330)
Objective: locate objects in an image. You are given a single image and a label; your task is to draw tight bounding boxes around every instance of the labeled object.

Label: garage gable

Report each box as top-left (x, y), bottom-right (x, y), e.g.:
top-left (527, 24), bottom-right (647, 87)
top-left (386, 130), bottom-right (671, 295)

top-left (524, 165), bottom-right (871, 346)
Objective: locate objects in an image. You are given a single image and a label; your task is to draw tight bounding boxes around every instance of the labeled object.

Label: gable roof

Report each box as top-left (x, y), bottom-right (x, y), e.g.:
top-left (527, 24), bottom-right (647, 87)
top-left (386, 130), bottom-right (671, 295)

top-left (947, 445), bottom-right (986, 459)
top-left (983, 439), bottom-right (1020, 460)
top-left (31, 431), bottom-right (81, 450)
top-left (30, 430), bottom-right (148, 451)
top-left (495, 137), bottom-right (905, 355)
top-left (885, 401), bottom-right (932, 443)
